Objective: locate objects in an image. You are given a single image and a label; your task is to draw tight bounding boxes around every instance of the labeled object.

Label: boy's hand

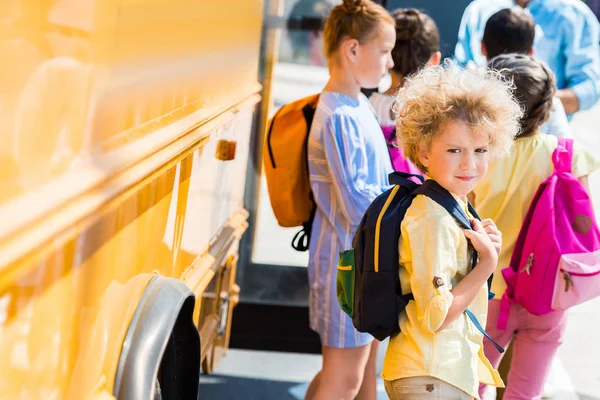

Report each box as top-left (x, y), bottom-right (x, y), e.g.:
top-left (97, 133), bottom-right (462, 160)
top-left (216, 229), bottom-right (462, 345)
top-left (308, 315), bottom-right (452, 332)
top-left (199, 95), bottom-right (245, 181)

top-left (462, 219), bottom-right (498, 271)
top-left (481, 218), bottom-right (502, 257)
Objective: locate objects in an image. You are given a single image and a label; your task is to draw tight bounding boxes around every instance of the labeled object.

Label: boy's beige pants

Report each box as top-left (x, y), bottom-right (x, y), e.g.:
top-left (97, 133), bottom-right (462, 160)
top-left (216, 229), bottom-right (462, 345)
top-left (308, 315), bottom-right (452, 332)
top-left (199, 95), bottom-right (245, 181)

top-left (384, 376), bottom-right (473, 400)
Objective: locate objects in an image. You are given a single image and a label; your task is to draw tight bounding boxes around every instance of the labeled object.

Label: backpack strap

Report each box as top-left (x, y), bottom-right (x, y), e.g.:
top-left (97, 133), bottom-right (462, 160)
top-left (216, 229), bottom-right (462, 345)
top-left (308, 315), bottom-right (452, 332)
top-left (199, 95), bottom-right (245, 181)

top-left (465, 309), bottom-right (505, 353)
top-left (413, 180), bottom-right (484, 274)
top-left (553, 137), bottom-right (574, 174)
top-left (412, 180), bottom-right (474, 229)
top-left (291, 218), bottom-right (313, 252)
top-left (265, 106), bottom-right (284, 169)
top-left (388, 171), bottom-right (425, 185)
top-left (291, 100), bottom-right (320, 252)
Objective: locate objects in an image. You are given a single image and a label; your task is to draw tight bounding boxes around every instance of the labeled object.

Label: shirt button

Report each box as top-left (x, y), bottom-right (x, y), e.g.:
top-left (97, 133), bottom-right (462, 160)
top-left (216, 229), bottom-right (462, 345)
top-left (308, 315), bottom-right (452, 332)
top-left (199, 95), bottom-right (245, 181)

top-left (433, 276), bottom-right (444, 288)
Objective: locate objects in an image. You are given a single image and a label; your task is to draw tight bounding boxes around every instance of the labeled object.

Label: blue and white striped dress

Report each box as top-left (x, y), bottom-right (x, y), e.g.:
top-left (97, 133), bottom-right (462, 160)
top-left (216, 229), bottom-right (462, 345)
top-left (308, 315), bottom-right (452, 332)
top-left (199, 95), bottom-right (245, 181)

top-left (307, 91), bottom-right (393, 348)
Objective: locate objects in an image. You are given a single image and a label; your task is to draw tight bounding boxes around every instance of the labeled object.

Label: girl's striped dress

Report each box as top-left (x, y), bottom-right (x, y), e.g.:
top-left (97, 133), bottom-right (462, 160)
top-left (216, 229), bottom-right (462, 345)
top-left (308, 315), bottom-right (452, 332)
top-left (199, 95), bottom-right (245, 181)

top-left (307, 91), bottom-right (392, 348)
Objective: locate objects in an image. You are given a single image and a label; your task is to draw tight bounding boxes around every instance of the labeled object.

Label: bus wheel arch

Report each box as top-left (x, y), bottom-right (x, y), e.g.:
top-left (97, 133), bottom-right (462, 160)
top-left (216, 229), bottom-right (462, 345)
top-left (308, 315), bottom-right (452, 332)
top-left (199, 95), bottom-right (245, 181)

top-left (113, 276), bottom-right (200, 400)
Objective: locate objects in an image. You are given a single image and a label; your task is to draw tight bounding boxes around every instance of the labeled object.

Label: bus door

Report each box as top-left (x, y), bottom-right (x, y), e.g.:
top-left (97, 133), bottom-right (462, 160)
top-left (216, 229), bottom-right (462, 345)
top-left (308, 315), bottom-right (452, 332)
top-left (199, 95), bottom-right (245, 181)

top-left (232, 0), bottom-right (331, 354)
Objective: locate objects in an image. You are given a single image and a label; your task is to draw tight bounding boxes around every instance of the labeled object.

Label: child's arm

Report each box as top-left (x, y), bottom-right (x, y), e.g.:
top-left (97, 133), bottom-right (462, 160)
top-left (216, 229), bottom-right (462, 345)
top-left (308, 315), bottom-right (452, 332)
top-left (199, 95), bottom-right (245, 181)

top-left (466, 194), bottom-right (501, 256)
top-left (437, 219), bottom-right (498, 332)
top-left (322, 114), bottom-right (388, 226)
top-left (403, 209), bottom-right (491, 334)
top-left (572, 141), bottom-right (599, 195)
top-left (481, 218), bottom-right (502, 257)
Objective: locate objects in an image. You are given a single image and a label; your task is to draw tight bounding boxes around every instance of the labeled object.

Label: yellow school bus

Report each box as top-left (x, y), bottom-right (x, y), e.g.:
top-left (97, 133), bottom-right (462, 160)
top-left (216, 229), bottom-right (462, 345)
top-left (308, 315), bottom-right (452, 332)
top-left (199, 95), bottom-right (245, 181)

top-left (0, 0), bottom-right (263, 398)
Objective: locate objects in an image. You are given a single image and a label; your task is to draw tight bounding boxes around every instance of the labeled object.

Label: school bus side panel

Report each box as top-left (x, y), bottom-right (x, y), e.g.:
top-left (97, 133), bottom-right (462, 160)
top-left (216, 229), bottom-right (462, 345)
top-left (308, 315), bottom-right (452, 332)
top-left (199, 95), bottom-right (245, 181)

top-left (0, 0), bottom-right (263, 398)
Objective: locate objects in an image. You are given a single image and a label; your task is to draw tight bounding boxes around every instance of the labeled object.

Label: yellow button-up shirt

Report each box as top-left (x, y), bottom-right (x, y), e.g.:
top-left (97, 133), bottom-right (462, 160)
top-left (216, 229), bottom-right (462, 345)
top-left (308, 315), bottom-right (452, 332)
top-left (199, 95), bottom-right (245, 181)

top-left (382, 194), bottom-right (503, 399)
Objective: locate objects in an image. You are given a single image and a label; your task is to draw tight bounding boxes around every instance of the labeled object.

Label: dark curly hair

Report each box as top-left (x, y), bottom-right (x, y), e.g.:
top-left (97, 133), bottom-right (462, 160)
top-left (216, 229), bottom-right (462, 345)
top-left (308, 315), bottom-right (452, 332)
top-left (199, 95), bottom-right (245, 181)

top-left (488, 53), bottom-right (556, 138)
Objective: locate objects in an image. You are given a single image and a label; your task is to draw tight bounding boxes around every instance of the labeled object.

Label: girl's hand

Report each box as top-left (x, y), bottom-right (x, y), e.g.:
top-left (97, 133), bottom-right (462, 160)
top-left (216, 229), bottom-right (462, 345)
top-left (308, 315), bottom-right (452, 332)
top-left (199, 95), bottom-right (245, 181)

top-left (481, 218), bottom-right (502, 257)
top-left (462, 219), bottom-right (498, 270)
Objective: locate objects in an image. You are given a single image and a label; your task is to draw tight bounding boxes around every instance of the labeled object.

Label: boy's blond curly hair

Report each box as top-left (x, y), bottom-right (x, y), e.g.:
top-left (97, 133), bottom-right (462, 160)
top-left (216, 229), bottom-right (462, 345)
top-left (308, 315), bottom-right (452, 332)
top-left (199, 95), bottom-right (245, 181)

top-left (394, 63), bottom-right (522, 173)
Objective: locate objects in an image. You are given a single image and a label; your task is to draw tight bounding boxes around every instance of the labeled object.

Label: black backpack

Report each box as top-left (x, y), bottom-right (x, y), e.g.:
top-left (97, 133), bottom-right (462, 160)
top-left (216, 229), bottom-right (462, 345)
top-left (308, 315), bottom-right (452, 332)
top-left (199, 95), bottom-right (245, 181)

top-left (337, 172), bottom-right (498, 344)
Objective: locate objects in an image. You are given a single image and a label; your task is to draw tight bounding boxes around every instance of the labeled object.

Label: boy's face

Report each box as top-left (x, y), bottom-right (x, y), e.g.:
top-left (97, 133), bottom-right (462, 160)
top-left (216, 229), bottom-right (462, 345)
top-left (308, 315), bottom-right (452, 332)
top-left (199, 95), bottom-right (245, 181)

top-left (418, 120), bottom-right (490, 200)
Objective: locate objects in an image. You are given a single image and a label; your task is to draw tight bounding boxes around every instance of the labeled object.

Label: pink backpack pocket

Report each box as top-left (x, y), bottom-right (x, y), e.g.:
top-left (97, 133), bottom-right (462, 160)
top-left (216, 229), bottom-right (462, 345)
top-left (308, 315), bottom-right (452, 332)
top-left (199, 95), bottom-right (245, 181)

top-left (380, 125), bottom-right (423, 177)
top-left (553, 250), bottom-right (600, 310)
top-left (498, 138), bottom-right (600, 329)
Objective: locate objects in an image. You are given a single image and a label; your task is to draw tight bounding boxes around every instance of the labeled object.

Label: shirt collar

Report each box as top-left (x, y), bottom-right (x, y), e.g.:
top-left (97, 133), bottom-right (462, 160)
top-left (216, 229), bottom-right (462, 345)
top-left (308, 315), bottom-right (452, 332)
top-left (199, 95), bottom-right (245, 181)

top-left (424, 177), bottom-right (470, 214)
top-left (450, 193), bottom-right (470, 214)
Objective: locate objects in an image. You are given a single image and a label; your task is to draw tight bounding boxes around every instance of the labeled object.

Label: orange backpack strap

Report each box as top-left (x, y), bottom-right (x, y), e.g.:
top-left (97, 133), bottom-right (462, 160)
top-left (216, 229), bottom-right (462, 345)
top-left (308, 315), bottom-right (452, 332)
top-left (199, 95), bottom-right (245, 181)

top-left (263, 94), bottom-right (320, 250)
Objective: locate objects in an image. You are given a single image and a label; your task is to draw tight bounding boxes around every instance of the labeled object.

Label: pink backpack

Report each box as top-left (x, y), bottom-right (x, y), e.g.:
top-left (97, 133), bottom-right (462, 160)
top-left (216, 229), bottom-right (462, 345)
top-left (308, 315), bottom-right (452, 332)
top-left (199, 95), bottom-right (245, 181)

top-left (381, 126), bottom-right (423, 177)
top-left (498, 138), bottom-right (600, 330)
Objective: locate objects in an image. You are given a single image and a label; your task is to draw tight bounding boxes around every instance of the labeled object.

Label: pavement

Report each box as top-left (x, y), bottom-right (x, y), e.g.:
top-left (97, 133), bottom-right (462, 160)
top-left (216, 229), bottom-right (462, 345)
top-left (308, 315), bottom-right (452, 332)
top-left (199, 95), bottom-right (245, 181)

top-left (201, 63), bottom-right (600, 399)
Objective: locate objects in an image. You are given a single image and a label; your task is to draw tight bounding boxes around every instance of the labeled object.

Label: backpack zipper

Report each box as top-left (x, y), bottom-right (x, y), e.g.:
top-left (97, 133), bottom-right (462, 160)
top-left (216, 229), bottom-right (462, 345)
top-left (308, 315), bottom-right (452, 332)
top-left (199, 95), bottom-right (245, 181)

top-left (560, 267), bottom-right (600, 292)
top-left (563, 271), bottom-right (573, 292)
top-left (520, 253), bottom-right (534, 275)
top-left (559, 267), bottom-right (600, 277)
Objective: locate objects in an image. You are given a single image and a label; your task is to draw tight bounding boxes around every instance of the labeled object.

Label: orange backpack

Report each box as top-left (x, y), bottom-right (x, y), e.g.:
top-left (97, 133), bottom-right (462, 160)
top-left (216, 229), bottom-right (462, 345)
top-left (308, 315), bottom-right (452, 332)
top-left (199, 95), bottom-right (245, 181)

top-left (264, 94), bottom-right (320, 251)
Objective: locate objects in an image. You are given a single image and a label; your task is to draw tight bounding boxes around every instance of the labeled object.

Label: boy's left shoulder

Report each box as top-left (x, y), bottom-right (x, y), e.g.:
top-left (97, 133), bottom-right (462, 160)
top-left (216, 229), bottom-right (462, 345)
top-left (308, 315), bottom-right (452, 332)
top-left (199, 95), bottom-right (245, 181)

top-left (406, 195), bottom-right (459, 224)
top-left (403, 195), bottom-right (464, 243)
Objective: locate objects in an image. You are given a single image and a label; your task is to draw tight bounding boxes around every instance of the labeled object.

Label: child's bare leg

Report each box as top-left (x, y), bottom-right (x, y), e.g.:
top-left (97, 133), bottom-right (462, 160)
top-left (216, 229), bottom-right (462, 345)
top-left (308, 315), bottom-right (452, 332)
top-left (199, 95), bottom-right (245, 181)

top-left (312, 342), bottom-right (373, 400)
top-left (355, 340), bottom-right (378, 400)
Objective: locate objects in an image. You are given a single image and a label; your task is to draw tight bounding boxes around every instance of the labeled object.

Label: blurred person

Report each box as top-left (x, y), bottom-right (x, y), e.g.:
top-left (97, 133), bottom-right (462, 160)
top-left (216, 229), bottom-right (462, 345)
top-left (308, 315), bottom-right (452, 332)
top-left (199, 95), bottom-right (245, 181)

top-left (455, 0), bottom-right (600, 115)
top-left (369, 8), bottom-right (441, 126)
top-left (368, 8), bottom-right (440, 176)
top-left (475, 53), bottom-right (600, 399)
top-left (481, 7), bottom-right (570, 137)
top-left (480, 9), bottom-right (571, 398)
top-left (286, 0), bottom-right (332, 66)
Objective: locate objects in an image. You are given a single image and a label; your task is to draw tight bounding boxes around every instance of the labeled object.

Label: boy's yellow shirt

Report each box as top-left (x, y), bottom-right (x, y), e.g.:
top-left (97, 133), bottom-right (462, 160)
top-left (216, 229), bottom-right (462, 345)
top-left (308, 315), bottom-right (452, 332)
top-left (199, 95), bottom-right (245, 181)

top-left (382, 193), bottom-right (503, 400)
top-left (473, 134), bottom-right (600, 298)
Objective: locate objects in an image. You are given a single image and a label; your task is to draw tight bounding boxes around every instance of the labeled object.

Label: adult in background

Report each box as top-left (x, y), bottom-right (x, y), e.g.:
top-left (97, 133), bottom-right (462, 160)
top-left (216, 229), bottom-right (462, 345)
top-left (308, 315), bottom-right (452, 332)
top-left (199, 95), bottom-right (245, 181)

top-left (481, 7), bottom-right (570, 137)
top-left (285, 0), bottom-right (332, 66)
top-left (455, 0), bottom-right (600, 115)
